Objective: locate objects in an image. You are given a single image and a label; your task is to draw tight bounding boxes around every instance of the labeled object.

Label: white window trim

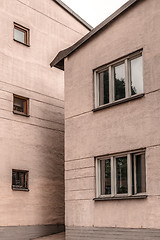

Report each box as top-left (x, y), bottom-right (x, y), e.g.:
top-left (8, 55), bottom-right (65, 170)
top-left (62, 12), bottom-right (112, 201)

top-left (95, 149), bottom-right (146, 198)
top-left (94, 50), bottom-right (143, 109)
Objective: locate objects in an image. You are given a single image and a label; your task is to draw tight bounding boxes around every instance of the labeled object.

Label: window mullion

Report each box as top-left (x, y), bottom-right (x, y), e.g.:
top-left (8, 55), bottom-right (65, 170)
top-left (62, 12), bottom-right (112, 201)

top-left (127, 154), bottom-right (132, 196)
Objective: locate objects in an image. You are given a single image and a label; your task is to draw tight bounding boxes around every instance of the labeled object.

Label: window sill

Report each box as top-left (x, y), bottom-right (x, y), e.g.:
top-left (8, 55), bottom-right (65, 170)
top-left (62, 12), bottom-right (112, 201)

top-left (12, 187), bottom-right (29, 192)
top-left (93, 194), bottom-right (148, 201)
top-left (13, 111), bottom-right (30, 117)
top-left (13, 39), bottom-right (30, 47)
top-left (93, 93), bottom-right (145, 112)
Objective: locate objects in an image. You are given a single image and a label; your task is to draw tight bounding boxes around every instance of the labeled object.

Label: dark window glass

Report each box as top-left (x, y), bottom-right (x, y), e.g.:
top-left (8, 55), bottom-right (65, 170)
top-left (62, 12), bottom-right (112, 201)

top-left (131, 56), bottom-right (143, 95)
top-left (116, 156), bottom-right (128, 194)
top-left (100, 159), bottom-right (111, 195)
top-left (13, 95), bottom-right (28, 115)
top-left (135, 153), bottom-right (146, 193)
top-left (12, 170), bottom-right (28, 190)
top-left (114, 63), bottom-right (125, 101)
top-left (99, 69), bottom-right (109, 105)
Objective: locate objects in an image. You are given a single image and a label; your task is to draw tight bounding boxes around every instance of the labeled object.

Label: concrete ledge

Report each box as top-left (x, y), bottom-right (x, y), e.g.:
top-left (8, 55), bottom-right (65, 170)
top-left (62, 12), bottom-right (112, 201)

top-left (0, 224), bottom-right (65, 240)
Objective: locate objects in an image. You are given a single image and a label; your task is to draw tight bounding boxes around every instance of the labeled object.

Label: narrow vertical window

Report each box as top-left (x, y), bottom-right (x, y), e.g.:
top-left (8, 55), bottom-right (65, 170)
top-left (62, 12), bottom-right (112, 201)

top-left (114, 63), bottom-right (125, 101)
top-left (99, 69), bottom-right (109, 105)
top-left (14, 23), bottom-right (30, 46)
top-left (100, 159), bottom-right (111, 195)
top-left (130, 56), bottom-right (143, 95)
top-left (133, 152), bottom-right (146, 194)
top-left (116, 156), bottom-right (128, 194)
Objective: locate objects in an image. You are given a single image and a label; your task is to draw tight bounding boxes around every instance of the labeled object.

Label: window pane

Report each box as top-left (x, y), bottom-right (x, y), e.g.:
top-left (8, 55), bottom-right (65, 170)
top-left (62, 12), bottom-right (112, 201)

top-left (14, 97), bottom-right (26, 113)
top-left (116, 156), bottom-right (128, 194)
top-left (131, 56), bottom-right (143, 95)
top-left (14, 28), bottom-right (25, 43)
top-left (100, 159), bottom-right (111, 195)
top-left (136, 153), bottom-right (146, 193)
top-left (114, 63), bottom-right (125, 101)
top-left (99, 70), bottom-right (109, 105)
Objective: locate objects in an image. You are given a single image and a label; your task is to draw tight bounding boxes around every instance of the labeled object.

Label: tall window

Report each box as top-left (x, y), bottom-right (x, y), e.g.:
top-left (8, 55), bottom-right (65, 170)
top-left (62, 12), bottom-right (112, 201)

top-left (94, 51), bottom-right (143, 108)
top-left (13, 95), bottom-right (29, 116)
top-left (96, 150), bottom-right (146, 198)
top-left (12, 169), bottom-right (29, 191)
top-left (14, 22), bottom-right (30, 46)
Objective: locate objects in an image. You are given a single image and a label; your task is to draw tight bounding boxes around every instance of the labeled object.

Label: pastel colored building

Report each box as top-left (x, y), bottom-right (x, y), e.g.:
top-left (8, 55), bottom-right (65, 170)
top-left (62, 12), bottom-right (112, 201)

top-left (52, 0), bottom-right (160, 239)
top-left (0, 0), bottom-right (91, 239)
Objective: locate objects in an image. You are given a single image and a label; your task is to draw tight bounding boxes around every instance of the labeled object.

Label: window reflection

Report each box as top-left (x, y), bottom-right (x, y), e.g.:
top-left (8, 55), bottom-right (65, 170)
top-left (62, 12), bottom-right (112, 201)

top-left (131, 56), bottom-right (143, 95)
top-left (116, 156), bottom-right (128, 194)
top-left (114, 63), bottom-right (125, 101)
top-left (99, 70), bottom-right (109, 105)
top-left (14, 28), bottom-right (25, 43)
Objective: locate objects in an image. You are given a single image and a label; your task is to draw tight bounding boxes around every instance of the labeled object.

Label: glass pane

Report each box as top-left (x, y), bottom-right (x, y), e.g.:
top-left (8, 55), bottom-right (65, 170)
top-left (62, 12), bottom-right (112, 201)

top-left (131, 56), bottom-right (143, 95)
top-left (116, 156), bottom-right (128, 194)
top-left (14, 28), bottom-right (25, 43)
top-left (136, 153), bottom-right (146, 193)
top-left (114, 63), bottom-right (125, 101)
top-left (100, 159), bottom-right (111, 195)
top-left (99, 69), bottom-right (109, 105)
top-left (14, 97), bottom-right (26, 113)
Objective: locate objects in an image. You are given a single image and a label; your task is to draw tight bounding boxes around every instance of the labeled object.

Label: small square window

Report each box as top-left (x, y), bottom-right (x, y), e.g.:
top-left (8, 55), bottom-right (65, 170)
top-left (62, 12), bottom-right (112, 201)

top-left (13, 95), bottom-right (29, 116)
top-left (12, 169), bottom-right (29, 191)
top-left (14, 23), bottom-right (30, 46)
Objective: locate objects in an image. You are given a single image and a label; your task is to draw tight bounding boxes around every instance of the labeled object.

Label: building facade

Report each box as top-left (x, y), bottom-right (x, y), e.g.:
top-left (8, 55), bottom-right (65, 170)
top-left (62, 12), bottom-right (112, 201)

top-left (0, 0), bottom-right (91, 239)
top-left (52, 0), bottom-right (160, 239)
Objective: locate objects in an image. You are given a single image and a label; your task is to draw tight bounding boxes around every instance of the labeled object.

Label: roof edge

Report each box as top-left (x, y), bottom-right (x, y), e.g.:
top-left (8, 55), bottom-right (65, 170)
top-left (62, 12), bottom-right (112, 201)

top-left (51, 0), bottom-right (142, 70)
top-left (53, 0), bottom-right (93, 31)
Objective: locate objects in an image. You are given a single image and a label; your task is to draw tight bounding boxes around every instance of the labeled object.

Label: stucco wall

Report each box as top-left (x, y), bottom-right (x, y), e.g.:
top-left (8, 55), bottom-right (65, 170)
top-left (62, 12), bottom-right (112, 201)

top-left (64, 0), bottom-right (160, 230)
top-left (0, 0), bottom-right (89, 231)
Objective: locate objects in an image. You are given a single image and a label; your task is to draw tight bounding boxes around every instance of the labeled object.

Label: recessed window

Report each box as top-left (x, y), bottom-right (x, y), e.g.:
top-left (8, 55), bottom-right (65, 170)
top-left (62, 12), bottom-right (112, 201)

top-left (13, 95), bottom-right (29, 116)
top-left (96, 150), bottom-right (146, 198)
top-left (12, 169), bottom-right (29, 191)
top-left (94, 51), bottom-right (143, 108)
top-left (14, 23), bottom-right (30, 46)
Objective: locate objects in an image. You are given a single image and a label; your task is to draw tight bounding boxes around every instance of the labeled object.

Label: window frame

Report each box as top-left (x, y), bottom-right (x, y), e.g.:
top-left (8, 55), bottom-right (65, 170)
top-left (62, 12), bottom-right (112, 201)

top-left (13, 22), bottom-right (30, 46)
top-left (95, 149), bottom-right (146, 199)
top-left (13, 94), bottom-right (29, 116)
top-left (94, 50), bottom-right (143, 110)
top-left (12, 169), bottom-right (29, 191)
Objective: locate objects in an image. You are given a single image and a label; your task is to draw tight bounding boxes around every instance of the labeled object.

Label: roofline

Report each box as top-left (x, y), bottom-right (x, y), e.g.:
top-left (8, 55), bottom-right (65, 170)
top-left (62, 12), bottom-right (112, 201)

top-left (52, 0), bottom-right (93, 31)
top-left (50, 0), bottom-right (143, 70)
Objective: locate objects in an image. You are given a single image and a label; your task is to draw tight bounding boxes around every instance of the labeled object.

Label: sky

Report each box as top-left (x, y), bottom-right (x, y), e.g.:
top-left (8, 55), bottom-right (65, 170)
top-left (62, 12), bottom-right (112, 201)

top-left (62, 0), bottom-right (129, 27)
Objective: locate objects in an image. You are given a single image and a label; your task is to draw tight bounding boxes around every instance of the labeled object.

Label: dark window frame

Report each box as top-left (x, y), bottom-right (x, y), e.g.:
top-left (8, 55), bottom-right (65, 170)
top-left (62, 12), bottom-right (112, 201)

top-left (13, 94), bottom-right (29, 117)
top-left (13, 22), bottom-right (30, 46)
top-left (12, 169), bottom-right (29, 191)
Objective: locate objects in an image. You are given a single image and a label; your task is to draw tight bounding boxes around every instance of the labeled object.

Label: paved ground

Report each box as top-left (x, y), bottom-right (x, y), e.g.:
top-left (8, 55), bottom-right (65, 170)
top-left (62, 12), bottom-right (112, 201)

top-left (34, 232), bottom-right (65, 240)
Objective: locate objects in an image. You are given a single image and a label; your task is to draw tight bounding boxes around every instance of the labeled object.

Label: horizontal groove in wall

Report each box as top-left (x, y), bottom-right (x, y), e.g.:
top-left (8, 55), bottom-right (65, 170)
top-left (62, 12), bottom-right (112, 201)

top-left (0, 88), bottom-right (64, 109)
top-left (0, 115), bottom-right (64, 133)
top-left (65, 88), bottom-right (160, 120)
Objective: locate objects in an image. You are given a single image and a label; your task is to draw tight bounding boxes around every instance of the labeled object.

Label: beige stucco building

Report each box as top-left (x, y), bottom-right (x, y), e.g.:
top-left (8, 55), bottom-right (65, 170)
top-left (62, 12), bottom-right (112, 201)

top-left (0, 0), bottom-right (91, 239)
top-left (52, 0), bottom-right (160, 239)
